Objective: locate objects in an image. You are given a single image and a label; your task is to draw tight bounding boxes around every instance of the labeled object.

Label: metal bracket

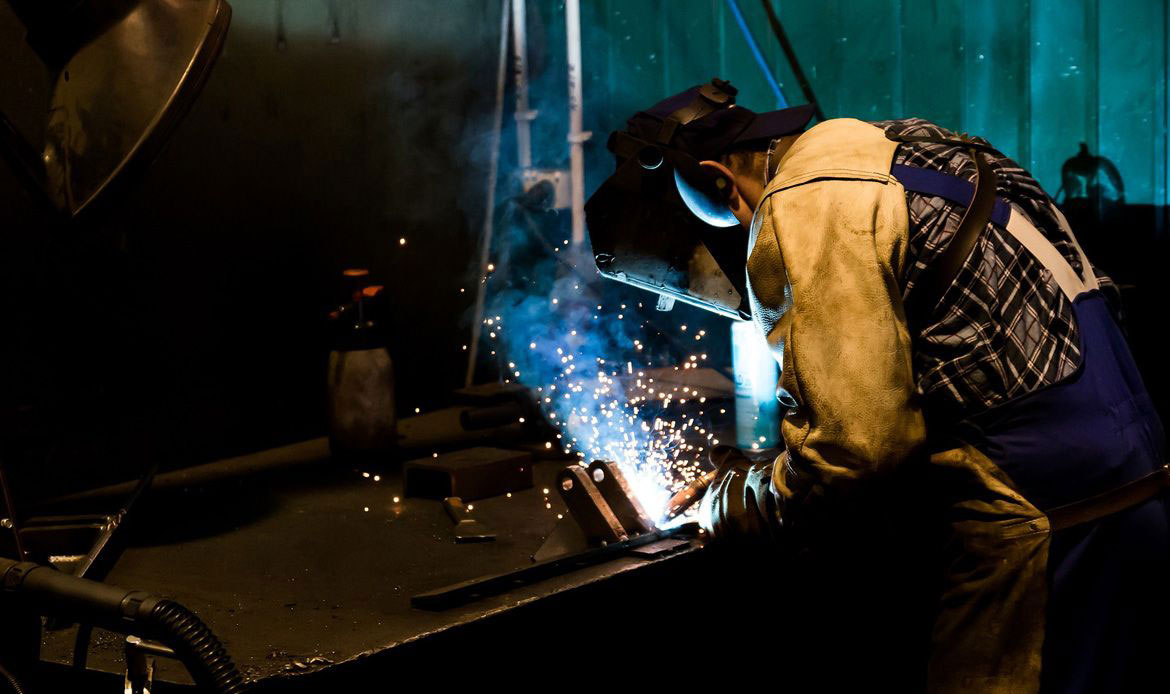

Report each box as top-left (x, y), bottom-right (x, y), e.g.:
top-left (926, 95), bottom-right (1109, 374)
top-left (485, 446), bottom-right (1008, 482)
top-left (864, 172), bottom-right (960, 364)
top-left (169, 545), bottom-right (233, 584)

top-left (124, 636), bottom-right (176, 694)
top-left (556, 466), bottom-right (627, 544)
top-left (532, 461), bottom-right (659, 561)
top-left (556, 461), bottom-right (657, 542)
top-left (586, 461), bottom-right (655, 535)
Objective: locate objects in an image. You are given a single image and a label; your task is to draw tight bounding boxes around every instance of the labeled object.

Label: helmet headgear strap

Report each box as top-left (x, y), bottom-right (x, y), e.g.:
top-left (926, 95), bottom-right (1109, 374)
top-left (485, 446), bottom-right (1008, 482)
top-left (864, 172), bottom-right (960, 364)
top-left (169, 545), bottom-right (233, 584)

top-left (656, 79), bottom-right (740, 146)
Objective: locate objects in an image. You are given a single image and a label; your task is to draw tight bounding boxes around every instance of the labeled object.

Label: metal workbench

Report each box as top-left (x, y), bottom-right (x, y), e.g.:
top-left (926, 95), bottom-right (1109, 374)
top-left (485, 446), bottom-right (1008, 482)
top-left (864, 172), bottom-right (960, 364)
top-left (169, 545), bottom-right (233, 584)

top-left (38, 437), bottom-right (713, 690)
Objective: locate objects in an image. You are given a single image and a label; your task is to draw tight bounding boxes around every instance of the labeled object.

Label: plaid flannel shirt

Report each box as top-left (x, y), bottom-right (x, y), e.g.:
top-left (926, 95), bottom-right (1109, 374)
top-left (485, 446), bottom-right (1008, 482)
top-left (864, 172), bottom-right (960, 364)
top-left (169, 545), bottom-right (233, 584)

top-left (868, 118), bottom-right (1119, 419)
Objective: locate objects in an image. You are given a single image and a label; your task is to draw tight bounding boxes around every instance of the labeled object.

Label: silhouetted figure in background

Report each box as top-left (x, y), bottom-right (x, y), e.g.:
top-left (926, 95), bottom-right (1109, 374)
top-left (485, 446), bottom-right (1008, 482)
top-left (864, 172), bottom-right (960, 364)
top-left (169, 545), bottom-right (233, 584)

top-left (1058, 142), bottom-right (1127, 281)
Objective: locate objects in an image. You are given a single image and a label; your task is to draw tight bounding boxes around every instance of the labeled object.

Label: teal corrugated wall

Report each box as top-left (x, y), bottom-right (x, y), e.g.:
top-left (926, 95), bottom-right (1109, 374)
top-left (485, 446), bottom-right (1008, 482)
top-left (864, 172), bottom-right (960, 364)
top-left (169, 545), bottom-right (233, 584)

top-left (562, 0), bottom-right (1169, 209)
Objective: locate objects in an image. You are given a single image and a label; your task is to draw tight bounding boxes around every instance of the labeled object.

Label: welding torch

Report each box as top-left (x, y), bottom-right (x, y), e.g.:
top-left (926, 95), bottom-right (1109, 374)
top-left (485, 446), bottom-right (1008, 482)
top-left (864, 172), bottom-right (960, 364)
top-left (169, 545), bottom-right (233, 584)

top-left (664, 444), bottom-right (779, 521)
top-left (664, 467), bottom-right (720, 520)
top-left (663, 444), bottom-right (748, 520)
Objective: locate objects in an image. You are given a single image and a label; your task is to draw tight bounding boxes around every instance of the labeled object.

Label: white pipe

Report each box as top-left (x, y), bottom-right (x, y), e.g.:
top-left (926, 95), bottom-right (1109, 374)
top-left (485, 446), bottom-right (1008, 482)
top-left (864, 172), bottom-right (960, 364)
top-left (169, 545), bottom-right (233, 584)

top-left (565, 0), bottom-right (590, 246)
top-left (511, 0), bottom-right (533, 170)
top-left (465, 0), bottom-right (511, 388)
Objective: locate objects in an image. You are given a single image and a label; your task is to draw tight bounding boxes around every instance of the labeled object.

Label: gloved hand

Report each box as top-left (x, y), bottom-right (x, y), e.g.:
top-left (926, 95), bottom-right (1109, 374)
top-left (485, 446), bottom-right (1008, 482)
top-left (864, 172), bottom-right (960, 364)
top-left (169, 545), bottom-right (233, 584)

top-left (699, 444), bottom-right (783, 544)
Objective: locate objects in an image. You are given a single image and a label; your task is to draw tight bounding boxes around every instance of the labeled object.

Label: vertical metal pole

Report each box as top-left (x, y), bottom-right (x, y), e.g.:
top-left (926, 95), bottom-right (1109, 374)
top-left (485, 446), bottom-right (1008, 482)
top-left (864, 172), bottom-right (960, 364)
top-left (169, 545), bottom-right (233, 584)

top-left (512, 0), bottom-right (533, 170)
top-left (566, 0), bottom-right (590, 247)
top-left (0, 456), bottom-right (26, 561)
top-left (465, 0), bottom-right (512, 388)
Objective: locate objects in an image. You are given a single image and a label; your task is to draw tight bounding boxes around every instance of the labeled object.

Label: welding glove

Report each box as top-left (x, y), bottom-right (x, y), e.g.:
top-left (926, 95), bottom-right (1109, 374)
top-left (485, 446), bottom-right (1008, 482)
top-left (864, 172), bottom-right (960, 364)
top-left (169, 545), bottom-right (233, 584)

top-left (699, 445), bottom-right (783, 545)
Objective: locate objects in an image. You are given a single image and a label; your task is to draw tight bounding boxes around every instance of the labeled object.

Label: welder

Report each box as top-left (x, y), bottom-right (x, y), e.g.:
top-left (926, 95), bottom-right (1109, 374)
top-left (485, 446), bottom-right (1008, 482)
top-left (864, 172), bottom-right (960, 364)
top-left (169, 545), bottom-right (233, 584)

top-left (586, 79), bottom-right (1169, 693)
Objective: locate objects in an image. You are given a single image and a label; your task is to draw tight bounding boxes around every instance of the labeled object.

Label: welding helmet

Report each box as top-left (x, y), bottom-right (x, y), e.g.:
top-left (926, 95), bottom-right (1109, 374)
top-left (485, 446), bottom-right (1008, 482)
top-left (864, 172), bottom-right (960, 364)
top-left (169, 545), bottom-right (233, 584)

top-left (586, 79), bottom-right (814, 319)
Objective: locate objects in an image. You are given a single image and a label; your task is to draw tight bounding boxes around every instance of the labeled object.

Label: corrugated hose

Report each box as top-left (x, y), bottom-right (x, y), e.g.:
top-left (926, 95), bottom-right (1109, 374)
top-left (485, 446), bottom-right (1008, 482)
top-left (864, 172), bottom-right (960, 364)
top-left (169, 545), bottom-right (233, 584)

top-left (143, 599), bottom-right (246, 694)
top-left (0, 558), bottom-right (246, 693)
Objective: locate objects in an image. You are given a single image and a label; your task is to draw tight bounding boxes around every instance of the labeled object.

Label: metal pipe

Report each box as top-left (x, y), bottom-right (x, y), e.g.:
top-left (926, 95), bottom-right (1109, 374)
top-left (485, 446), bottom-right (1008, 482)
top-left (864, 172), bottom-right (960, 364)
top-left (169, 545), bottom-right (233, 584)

top-left (565, 0), bottom-right (590, 246)
top-left (465, 0), bottom-right (512, 388)
top-left (459, 402), bottom-right (524, 431)
top-left (723, 0), bottom-right (787, 109)
top-left (665, 468), bottom-right (719, 520)
top-left (511, 0), bottom-right (533, 169)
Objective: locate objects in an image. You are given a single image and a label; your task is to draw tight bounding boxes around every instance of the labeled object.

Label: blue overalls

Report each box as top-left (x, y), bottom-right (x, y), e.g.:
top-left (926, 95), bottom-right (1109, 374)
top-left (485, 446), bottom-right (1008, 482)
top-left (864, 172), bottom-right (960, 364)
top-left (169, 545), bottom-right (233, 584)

top-left (968, 291), bottom-right (1169, 692)
top-left (895, 162), bottom-right (1170, 692)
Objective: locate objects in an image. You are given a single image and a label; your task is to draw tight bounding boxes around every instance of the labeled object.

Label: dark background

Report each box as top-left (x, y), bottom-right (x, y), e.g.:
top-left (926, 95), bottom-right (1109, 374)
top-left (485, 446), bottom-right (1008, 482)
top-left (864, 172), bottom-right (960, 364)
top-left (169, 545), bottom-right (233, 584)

top-left (1, 0), bottom-right (1168, 500)
top-left (0, 2), bottom-right (506, 496)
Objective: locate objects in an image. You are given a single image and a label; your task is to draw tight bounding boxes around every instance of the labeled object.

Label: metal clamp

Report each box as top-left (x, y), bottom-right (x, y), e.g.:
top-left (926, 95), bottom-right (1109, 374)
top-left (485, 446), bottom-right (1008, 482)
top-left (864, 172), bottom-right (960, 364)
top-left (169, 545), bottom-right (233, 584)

top-left (124, 636), bottom-right (175, 694)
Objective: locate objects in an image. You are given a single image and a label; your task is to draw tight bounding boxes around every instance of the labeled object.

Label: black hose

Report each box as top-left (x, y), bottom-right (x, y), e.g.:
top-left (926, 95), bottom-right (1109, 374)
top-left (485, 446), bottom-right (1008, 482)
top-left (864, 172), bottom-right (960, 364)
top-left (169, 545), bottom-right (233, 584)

top-left (142, 599), bottom-right (247, 694)
top-left (0, 558), bottom-right (246, 693)
top-left (0, 663), bottom-right (25, 694)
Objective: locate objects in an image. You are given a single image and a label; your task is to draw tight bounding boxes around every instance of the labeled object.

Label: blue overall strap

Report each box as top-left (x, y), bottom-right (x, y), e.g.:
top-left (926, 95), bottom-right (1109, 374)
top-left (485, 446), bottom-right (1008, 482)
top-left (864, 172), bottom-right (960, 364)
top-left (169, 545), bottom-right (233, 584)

top-left (891, 163), bottom-right (1012, 227)
top-left (893, 150), bottom-right (1001, 328)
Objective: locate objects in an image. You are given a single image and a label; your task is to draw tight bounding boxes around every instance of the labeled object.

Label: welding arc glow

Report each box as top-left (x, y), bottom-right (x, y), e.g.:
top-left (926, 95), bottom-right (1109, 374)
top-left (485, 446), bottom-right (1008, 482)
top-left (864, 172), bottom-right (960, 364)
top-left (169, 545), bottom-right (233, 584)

top-left (483, 287), bottom-right (711, 524)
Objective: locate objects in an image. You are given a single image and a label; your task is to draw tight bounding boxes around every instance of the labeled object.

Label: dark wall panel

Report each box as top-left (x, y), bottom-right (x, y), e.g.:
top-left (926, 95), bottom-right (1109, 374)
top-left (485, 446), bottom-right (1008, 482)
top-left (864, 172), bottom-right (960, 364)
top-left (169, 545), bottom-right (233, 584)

top-left (1, 1), bottom-right (503, 495)
top-left (3, 0), bottom-right (1168, 497)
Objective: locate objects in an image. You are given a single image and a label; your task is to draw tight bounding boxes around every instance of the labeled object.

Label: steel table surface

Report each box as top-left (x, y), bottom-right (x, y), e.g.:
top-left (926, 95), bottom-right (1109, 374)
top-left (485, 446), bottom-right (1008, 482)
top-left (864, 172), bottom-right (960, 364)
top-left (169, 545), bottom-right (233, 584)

top-left (38, 438), bottom-right (706, 688)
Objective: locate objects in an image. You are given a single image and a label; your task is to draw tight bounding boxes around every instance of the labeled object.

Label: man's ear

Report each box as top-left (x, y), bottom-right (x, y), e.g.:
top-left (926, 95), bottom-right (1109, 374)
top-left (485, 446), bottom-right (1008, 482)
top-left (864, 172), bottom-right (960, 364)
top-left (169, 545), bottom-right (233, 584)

top-left (698, 160), bottom-right (738, 200)
top-left (699, 159), bottom-right (753, 227)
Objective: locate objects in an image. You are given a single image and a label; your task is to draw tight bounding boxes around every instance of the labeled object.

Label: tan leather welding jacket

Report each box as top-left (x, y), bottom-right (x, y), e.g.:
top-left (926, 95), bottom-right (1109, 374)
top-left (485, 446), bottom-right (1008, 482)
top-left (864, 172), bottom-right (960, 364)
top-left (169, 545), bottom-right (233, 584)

top-left (747, 118), bottom-right (1050, 693)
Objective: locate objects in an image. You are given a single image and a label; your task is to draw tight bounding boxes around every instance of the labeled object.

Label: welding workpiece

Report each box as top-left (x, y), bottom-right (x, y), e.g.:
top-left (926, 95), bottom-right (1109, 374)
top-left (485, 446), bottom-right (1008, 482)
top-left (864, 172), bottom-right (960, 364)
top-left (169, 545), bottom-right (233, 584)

top-left (417, 467), bottom-right (694, 609)
top-left (556, 462), bottom-right (656, 545)
top-left (585, 461), bottom-right (656, 534)
top-left (443, 497), bottom-right (496, 543)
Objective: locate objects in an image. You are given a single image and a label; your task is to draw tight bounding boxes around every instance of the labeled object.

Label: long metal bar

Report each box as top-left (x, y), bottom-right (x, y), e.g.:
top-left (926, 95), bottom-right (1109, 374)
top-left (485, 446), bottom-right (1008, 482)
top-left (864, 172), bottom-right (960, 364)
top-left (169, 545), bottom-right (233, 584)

top-left (72, 462), bottom-right (157, 583)
top-left (411, 526), bottom-right (696, 611)
top-left (464, 0), bottom-right (512, 388)
top-left (49, 461), bottom-right (157, 641)
top-left (565, 0), bottom-right (590, 246)
top-left (512, 0), bottom-right (533, 170)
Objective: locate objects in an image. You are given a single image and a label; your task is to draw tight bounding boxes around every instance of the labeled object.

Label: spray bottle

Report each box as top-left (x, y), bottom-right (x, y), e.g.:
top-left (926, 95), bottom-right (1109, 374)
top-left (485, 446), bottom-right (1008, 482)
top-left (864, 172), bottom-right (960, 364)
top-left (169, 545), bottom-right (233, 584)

top-left (326, 269), bottom-right (397, 462)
